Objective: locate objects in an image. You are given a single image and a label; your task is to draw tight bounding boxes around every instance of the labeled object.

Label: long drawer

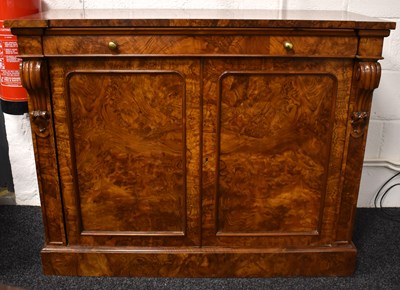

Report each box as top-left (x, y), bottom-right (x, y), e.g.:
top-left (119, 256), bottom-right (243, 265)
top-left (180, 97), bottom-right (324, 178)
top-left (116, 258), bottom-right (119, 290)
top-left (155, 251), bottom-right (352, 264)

top-left (43, 34), bottom-right (358, 57)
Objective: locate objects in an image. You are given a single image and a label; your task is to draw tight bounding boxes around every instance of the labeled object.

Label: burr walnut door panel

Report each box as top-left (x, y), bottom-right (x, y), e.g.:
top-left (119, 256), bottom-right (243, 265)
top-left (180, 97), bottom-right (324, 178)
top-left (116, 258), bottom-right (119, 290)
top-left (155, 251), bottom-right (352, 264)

top-left (202, 58), bottom-right (354, 248)
top-left (50, 58), bottom-right (201, 247)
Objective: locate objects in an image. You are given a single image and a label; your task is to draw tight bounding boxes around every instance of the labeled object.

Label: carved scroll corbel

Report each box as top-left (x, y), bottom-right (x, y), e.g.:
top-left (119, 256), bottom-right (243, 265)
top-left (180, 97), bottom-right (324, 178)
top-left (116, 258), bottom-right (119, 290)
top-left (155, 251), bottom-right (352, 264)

top-left (350, 62), bottom-right (381, 138)
top-left (20, 59), bottom-right (50, 138)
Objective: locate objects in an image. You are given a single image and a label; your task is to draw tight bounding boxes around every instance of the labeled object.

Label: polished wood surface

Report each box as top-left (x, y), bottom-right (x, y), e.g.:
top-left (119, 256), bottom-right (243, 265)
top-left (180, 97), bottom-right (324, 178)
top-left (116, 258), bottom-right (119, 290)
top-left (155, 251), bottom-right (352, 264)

top-left (41, 245), bottom-right (356, 277)
top-left (70, 72), bottom-right (185, 233)
top-left (5, 9), bottom-right (396, 29)
top-left (50, 58), bottom-right (202, 247)
top-left (8, 10), bottom-right (395, 277)
top-left (20, 60), bottom-right (66, 246)
top-left (217, 73), bottom-right (334, 234)
top-left (41, 34), bottom-right (358, 57)
top-left (201, 58), bottom-right (353, 248)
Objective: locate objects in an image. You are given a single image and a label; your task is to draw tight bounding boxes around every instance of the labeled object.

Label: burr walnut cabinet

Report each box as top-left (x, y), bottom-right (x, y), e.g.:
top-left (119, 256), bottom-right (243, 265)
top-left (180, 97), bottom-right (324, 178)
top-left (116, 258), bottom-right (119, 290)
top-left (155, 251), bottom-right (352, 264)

top-left (6, 9), bottom-right (395, 277)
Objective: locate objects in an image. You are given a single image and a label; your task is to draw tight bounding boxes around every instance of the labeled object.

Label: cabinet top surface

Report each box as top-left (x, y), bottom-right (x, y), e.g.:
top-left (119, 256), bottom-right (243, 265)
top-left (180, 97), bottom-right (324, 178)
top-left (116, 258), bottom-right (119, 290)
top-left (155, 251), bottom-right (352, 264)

top-left (5, 9), bottom-right (396, 30)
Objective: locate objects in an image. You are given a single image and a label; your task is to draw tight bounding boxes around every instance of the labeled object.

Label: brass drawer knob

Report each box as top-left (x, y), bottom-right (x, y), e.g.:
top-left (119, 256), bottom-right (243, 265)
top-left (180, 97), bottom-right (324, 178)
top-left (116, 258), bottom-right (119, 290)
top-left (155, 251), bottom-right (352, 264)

top-left (283, 41), bottom-right (294, 51)
top-left (108, 41), bottom-right (118, 51)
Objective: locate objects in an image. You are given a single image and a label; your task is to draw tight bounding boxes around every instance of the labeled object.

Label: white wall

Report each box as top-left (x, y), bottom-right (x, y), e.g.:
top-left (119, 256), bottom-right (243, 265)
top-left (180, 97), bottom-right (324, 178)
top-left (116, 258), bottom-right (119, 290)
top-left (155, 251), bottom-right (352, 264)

top-left (4, 114), bottom-right (40, 205)
top-left (6, 0), bottom-right (400, 206)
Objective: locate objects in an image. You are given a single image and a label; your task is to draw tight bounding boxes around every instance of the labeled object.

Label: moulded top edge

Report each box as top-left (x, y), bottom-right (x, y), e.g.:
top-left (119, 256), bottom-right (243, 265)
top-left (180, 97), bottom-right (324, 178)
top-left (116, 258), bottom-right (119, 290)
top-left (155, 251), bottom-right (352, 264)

top-left (4, 9), bottom-right (396, 30)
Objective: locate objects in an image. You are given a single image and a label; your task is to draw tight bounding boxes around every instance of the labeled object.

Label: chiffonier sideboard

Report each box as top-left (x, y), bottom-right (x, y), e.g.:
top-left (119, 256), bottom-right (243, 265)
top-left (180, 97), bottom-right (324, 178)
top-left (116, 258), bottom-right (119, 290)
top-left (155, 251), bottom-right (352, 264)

top-left (6, 9), bottom-right (395, 277)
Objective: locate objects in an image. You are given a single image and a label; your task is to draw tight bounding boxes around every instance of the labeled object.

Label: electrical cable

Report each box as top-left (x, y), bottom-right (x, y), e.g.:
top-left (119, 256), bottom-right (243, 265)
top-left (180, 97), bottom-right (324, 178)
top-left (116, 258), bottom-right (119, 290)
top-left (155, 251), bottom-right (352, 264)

top-left (373, 171), bottom-right (400, 222)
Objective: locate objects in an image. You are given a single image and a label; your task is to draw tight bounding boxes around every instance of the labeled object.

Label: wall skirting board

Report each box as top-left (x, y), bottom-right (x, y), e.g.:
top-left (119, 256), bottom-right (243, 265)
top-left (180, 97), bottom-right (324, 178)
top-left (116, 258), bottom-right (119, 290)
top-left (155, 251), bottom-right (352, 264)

top-left (364, 159), bottom-right (400, 171)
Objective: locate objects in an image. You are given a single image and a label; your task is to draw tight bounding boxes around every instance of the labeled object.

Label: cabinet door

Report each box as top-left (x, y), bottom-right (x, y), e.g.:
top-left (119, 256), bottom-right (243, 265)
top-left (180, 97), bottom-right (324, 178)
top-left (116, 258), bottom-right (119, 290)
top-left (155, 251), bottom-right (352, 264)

top-left (202, 58), bottom-right (353, 248)
top-left (50, 58), bottom-right (201, 247)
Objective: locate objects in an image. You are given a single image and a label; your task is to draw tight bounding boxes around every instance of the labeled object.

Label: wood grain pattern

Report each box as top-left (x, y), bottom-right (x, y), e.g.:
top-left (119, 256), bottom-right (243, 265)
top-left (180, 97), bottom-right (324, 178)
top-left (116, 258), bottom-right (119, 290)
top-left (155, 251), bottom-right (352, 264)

top-left (202, 58), bottom-right (353, 248)
top-left (269, 36), bottom-right (357, 56)
top-left (42, 34), bottom-right (357, 57)
top-left (20, 60), bottom-right (50, 137)
top-left (217, 73), bottom-right (335, 235)
top-left (41, 245), bottom-right (356, 277)
top-left (16, 35), bottom-right (43, 56)
top-left (336, 61), bottom-right (382, 242)
top-left (356, 30), bottom-right (391, 60)
top-left (350, 62), bottom-right (381, 138)
top-left (4, 9), bottom-right (396, 30)
top-left (20, 59), bottom-right (65, 245)
top-left (68, 71), bottom-right (186, 234)
top-left (44, 35), bottom-right (269, 56)
top-left (50, 58), bottom-right (201, 247)
top-left (11, 11), bottom-right (394, 277)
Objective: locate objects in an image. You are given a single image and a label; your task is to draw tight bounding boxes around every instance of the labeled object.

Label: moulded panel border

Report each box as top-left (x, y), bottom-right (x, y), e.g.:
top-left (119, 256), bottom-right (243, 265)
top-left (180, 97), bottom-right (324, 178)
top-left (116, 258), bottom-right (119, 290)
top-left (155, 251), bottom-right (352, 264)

top-left (215, 71), bottom-right (339, 237)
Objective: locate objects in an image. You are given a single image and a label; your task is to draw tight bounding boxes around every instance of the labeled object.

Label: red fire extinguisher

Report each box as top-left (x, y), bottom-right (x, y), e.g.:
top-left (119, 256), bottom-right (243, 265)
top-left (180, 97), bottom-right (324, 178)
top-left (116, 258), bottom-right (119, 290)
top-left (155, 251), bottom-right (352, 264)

top-left (0, 0), bottom-right (41, 102)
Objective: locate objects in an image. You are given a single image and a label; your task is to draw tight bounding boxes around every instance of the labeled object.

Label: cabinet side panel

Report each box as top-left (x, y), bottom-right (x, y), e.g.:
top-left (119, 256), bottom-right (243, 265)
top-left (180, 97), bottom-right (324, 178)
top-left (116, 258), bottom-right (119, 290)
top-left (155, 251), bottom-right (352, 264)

top-left (32, 132), bottom-right (66, 245)
top-left (336, 61), bottom-right (382, 242)
top-left (21, 59), bottom-right (66, 245)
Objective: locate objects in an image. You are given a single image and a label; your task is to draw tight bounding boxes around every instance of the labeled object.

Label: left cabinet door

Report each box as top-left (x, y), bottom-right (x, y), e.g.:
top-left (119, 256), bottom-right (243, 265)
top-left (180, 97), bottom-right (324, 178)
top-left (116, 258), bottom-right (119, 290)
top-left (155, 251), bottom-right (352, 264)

top-left (49, 58), bottom-right (202, 247)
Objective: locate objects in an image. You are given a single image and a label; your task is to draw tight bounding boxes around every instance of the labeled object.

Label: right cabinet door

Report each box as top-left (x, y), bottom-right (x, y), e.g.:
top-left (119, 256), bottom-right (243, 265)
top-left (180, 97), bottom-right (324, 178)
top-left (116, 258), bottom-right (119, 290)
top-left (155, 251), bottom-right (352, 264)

top-left (202, 58), bottom-right (354, 248)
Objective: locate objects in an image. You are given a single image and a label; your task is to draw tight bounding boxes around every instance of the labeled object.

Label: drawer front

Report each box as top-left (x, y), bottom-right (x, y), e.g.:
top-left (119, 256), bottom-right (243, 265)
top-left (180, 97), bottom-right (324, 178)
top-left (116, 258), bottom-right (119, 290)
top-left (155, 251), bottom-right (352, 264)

top-left (43, 34), bottom-right (357, 57)
top-left (269, 35), bottom-right (357, 56)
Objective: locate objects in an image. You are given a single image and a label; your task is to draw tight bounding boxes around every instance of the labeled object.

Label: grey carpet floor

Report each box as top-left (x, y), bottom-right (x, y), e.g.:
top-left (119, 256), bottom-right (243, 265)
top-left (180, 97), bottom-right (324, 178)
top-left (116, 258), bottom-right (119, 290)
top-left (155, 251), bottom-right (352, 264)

top-left (0, 205), bottom-right (399, 290)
